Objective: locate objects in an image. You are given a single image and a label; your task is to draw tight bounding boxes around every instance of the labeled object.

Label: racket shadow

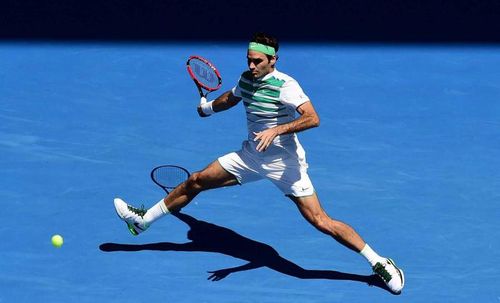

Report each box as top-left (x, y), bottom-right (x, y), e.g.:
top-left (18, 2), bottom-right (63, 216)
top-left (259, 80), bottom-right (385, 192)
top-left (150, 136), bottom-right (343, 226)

top-left (100, 212), bottom-right (394, 294)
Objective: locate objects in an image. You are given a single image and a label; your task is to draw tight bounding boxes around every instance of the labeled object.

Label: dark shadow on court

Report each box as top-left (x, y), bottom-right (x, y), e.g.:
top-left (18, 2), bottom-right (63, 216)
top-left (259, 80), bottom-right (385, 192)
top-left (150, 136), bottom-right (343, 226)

top-left (100, 212), bottom-right (396, 294)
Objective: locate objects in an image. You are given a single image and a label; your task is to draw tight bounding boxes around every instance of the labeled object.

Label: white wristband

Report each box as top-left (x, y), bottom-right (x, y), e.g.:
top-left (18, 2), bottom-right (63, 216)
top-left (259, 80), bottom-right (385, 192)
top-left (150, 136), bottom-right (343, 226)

top-left (200, 98), bottom-right (215, 115)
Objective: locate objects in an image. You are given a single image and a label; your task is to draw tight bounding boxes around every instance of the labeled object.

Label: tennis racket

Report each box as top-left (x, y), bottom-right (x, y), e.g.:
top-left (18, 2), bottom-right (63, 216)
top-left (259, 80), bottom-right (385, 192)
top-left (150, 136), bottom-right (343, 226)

top-left (150, 165), bottom-right (191, 194)
top-left (186, 55), bottom-right (222, 98)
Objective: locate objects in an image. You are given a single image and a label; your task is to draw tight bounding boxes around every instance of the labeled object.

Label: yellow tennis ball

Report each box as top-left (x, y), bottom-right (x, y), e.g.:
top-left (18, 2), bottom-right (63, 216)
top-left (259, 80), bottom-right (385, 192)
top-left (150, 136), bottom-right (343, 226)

top-left (51, 234), bottom-right (64, 248)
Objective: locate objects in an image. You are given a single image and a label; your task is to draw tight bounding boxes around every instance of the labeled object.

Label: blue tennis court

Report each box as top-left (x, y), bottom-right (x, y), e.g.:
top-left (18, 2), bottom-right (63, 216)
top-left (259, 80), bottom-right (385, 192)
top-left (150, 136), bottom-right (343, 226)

top-left (1, 42), bottom-right (499, 302)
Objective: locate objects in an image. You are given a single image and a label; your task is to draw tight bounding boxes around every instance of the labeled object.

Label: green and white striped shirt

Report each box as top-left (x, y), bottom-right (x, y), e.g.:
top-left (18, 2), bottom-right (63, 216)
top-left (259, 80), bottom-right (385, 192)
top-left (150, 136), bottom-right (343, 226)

top-left (232, 69), bottom-right (310, 146)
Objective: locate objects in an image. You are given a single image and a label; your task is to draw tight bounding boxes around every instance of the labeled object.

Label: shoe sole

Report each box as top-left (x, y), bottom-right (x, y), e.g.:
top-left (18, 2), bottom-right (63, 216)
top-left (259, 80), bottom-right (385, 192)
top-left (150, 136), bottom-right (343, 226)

top-left (126, 222), bottom-right (139, 236)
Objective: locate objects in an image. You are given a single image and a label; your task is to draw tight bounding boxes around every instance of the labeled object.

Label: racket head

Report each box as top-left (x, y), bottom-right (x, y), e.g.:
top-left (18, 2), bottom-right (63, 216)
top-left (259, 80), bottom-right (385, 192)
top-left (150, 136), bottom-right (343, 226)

top-left (186, 56), bottom-right (222, 94)
top-left (150, 165), bottom-right (191, 194)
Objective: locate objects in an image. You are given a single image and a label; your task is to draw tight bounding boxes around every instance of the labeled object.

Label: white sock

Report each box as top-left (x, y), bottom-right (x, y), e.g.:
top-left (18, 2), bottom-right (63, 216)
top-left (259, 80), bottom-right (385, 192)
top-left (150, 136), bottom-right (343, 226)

top-left (360, 244), bottom-right (386, 267)
top-left (143, 198), bottom-right (170, 225)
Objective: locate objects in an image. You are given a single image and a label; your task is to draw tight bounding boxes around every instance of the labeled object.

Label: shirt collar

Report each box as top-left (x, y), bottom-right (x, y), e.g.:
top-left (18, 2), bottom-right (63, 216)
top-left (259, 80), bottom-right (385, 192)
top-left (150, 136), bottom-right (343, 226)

top-left (258, 68), bottom-right (278, 81)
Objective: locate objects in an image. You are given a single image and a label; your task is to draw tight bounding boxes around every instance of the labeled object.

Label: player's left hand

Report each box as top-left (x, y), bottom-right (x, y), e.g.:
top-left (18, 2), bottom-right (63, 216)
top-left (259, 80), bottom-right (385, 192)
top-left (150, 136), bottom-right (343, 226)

top-left (253, 128), bottom-right (279, 152)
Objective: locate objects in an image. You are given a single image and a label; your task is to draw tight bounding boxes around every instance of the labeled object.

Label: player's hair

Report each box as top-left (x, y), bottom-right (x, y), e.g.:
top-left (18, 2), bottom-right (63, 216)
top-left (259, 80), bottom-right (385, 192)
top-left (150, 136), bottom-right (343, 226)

top-left (250, 32), bottom-right (279, 62)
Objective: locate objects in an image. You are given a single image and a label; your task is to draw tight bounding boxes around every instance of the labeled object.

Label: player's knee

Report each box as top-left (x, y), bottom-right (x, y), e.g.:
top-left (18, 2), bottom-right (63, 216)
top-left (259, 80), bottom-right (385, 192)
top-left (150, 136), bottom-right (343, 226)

top-left (310, 214), bottom-right (331, 234)
top-left (185, 172), bottom-right (207, 192)
top-left (312, 215), bottom-right (345, 238)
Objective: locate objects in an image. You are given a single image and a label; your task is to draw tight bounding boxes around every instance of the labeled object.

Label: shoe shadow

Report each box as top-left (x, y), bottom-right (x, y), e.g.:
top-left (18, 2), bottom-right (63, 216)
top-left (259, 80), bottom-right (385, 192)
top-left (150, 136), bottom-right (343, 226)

top-left (100, 212), bottom-right (394, 294)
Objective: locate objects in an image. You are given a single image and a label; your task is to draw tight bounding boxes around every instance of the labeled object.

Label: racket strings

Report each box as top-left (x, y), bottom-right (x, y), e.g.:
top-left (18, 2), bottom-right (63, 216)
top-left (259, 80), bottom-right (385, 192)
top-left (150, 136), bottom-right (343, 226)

top-left (152, 166), bottom-right (190, 189)
top-left (189, 59), bottom-right (220, 89)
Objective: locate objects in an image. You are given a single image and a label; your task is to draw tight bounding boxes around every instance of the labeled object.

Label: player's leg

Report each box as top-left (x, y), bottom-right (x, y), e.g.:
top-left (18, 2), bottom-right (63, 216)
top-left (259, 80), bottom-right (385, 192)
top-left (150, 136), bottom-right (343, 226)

top-left (288, 193), bottom-right (365, 252)
top-left (288, 193), bottom-right (404, 294)
top-left (163, 160), bottom-right (239, 211)
top-left (265, 157), bottom-right (366, 251)
top-left (114, 160), bottom-right (238, 235)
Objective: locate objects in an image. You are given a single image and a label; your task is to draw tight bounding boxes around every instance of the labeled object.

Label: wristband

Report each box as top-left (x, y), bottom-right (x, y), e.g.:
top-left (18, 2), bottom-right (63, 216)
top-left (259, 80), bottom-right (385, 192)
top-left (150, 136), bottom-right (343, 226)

top-left (200, 98), bottom-right (216, 115)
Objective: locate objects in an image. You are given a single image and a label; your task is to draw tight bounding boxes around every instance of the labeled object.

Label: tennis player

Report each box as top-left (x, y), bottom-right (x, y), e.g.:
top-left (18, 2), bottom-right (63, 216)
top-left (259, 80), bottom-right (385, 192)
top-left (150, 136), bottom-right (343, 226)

top-left (114, 33), bottom-right (404, 294)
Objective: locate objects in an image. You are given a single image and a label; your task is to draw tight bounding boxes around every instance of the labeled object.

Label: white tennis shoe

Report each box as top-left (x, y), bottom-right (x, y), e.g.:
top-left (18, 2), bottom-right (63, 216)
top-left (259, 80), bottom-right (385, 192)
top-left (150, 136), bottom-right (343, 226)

top-left (113, 198), bottom-right (149, 236)
top-left (372, 258), bottom-right (405, 294)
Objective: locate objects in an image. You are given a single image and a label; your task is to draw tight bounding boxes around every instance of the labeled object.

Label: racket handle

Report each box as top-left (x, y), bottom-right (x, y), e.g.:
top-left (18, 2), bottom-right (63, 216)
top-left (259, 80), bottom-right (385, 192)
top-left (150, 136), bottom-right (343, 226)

top-left (191, 79), bottom-right (205, 97)
top-left (197, 85), bottom-right (204, 98)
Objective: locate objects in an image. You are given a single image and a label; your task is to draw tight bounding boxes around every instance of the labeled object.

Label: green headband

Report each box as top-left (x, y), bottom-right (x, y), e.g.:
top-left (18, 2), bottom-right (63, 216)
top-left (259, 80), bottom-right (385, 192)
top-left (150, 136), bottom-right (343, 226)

top-left (248, 42), bottom-right (276, 56)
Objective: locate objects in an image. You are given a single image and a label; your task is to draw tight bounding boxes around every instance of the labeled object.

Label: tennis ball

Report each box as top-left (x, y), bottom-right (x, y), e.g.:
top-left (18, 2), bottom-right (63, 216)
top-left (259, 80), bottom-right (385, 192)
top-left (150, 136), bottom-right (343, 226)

top-left (51, 234), bottom-right (64, 248)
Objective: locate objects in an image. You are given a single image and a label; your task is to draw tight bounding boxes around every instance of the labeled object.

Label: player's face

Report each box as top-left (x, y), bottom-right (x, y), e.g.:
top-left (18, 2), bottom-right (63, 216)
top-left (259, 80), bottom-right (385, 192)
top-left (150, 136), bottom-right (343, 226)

top-left (247, 50), bottom-right (276, 78)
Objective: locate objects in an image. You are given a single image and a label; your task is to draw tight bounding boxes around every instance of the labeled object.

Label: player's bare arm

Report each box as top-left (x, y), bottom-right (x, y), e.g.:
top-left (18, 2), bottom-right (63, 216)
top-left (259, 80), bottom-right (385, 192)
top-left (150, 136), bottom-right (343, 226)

top-left (197, 90), bottom-right (242, 116)
top-left (253, 101), bottom-right (320, 152)
top-left (212, 91), bottom-right (242, 112)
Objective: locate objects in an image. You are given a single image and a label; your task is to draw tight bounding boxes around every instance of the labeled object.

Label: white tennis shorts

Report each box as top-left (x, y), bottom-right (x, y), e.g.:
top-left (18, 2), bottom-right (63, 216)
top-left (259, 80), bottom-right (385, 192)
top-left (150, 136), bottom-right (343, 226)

top-left (218, 140), bottom-right (315, 197)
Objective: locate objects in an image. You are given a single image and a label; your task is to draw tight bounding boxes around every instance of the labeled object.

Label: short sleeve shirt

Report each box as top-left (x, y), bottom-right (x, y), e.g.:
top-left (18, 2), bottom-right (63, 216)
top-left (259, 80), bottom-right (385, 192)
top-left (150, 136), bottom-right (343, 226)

top-left (231, 69), bottom-right (310, 145)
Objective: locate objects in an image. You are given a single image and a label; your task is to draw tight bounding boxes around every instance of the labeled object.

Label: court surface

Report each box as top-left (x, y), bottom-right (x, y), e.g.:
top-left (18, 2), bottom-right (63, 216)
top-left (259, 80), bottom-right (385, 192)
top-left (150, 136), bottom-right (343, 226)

top-left (1, 42), bottom-right (499, 302)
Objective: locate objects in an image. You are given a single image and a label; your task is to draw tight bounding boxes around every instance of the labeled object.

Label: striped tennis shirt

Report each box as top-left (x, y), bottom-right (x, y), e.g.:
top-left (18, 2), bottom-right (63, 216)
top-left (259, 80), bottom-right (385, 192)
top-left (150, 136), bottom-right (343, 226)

top-left (231, 69), bottom-right (310, 147)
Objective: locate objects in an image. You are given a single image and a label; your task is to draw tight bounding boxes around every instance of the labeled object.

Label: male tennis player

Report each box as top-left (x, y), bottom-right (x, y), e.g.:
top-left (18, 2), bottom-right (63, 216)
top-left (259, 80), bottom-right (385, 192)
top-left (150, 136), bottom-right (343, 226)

top-left (114, 33), bottom-right (404, 294)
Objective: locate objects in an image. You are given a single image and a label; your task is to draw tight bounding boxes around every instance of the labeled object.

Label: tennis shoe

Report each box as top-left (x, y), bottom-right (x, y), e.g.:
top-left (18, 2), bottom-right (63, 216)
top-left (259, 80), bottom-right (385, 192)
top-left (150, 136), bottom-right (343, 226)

top-left (372, 258), bottom-right (405, 294)
top-left (113, 198), bottom-right (149, 236)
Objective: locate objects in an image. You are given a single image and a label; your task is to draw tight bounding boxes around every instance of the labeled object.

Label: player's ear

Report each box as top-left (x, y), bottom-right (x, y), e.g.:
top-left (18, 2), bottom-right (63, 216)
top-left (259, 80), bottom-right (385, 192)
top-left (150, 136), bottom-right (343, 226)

top-left (270, 55), bottom-right (278, 65)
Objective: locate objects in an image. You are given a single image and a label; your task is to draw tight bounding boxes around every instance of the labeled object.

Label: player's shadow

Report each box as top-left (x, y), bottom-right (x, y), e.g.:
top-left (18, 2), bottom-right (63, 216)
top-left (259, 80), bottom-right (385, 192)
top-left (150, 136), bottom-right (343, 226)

top-left (100, 212), bottom-right (394, 294)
